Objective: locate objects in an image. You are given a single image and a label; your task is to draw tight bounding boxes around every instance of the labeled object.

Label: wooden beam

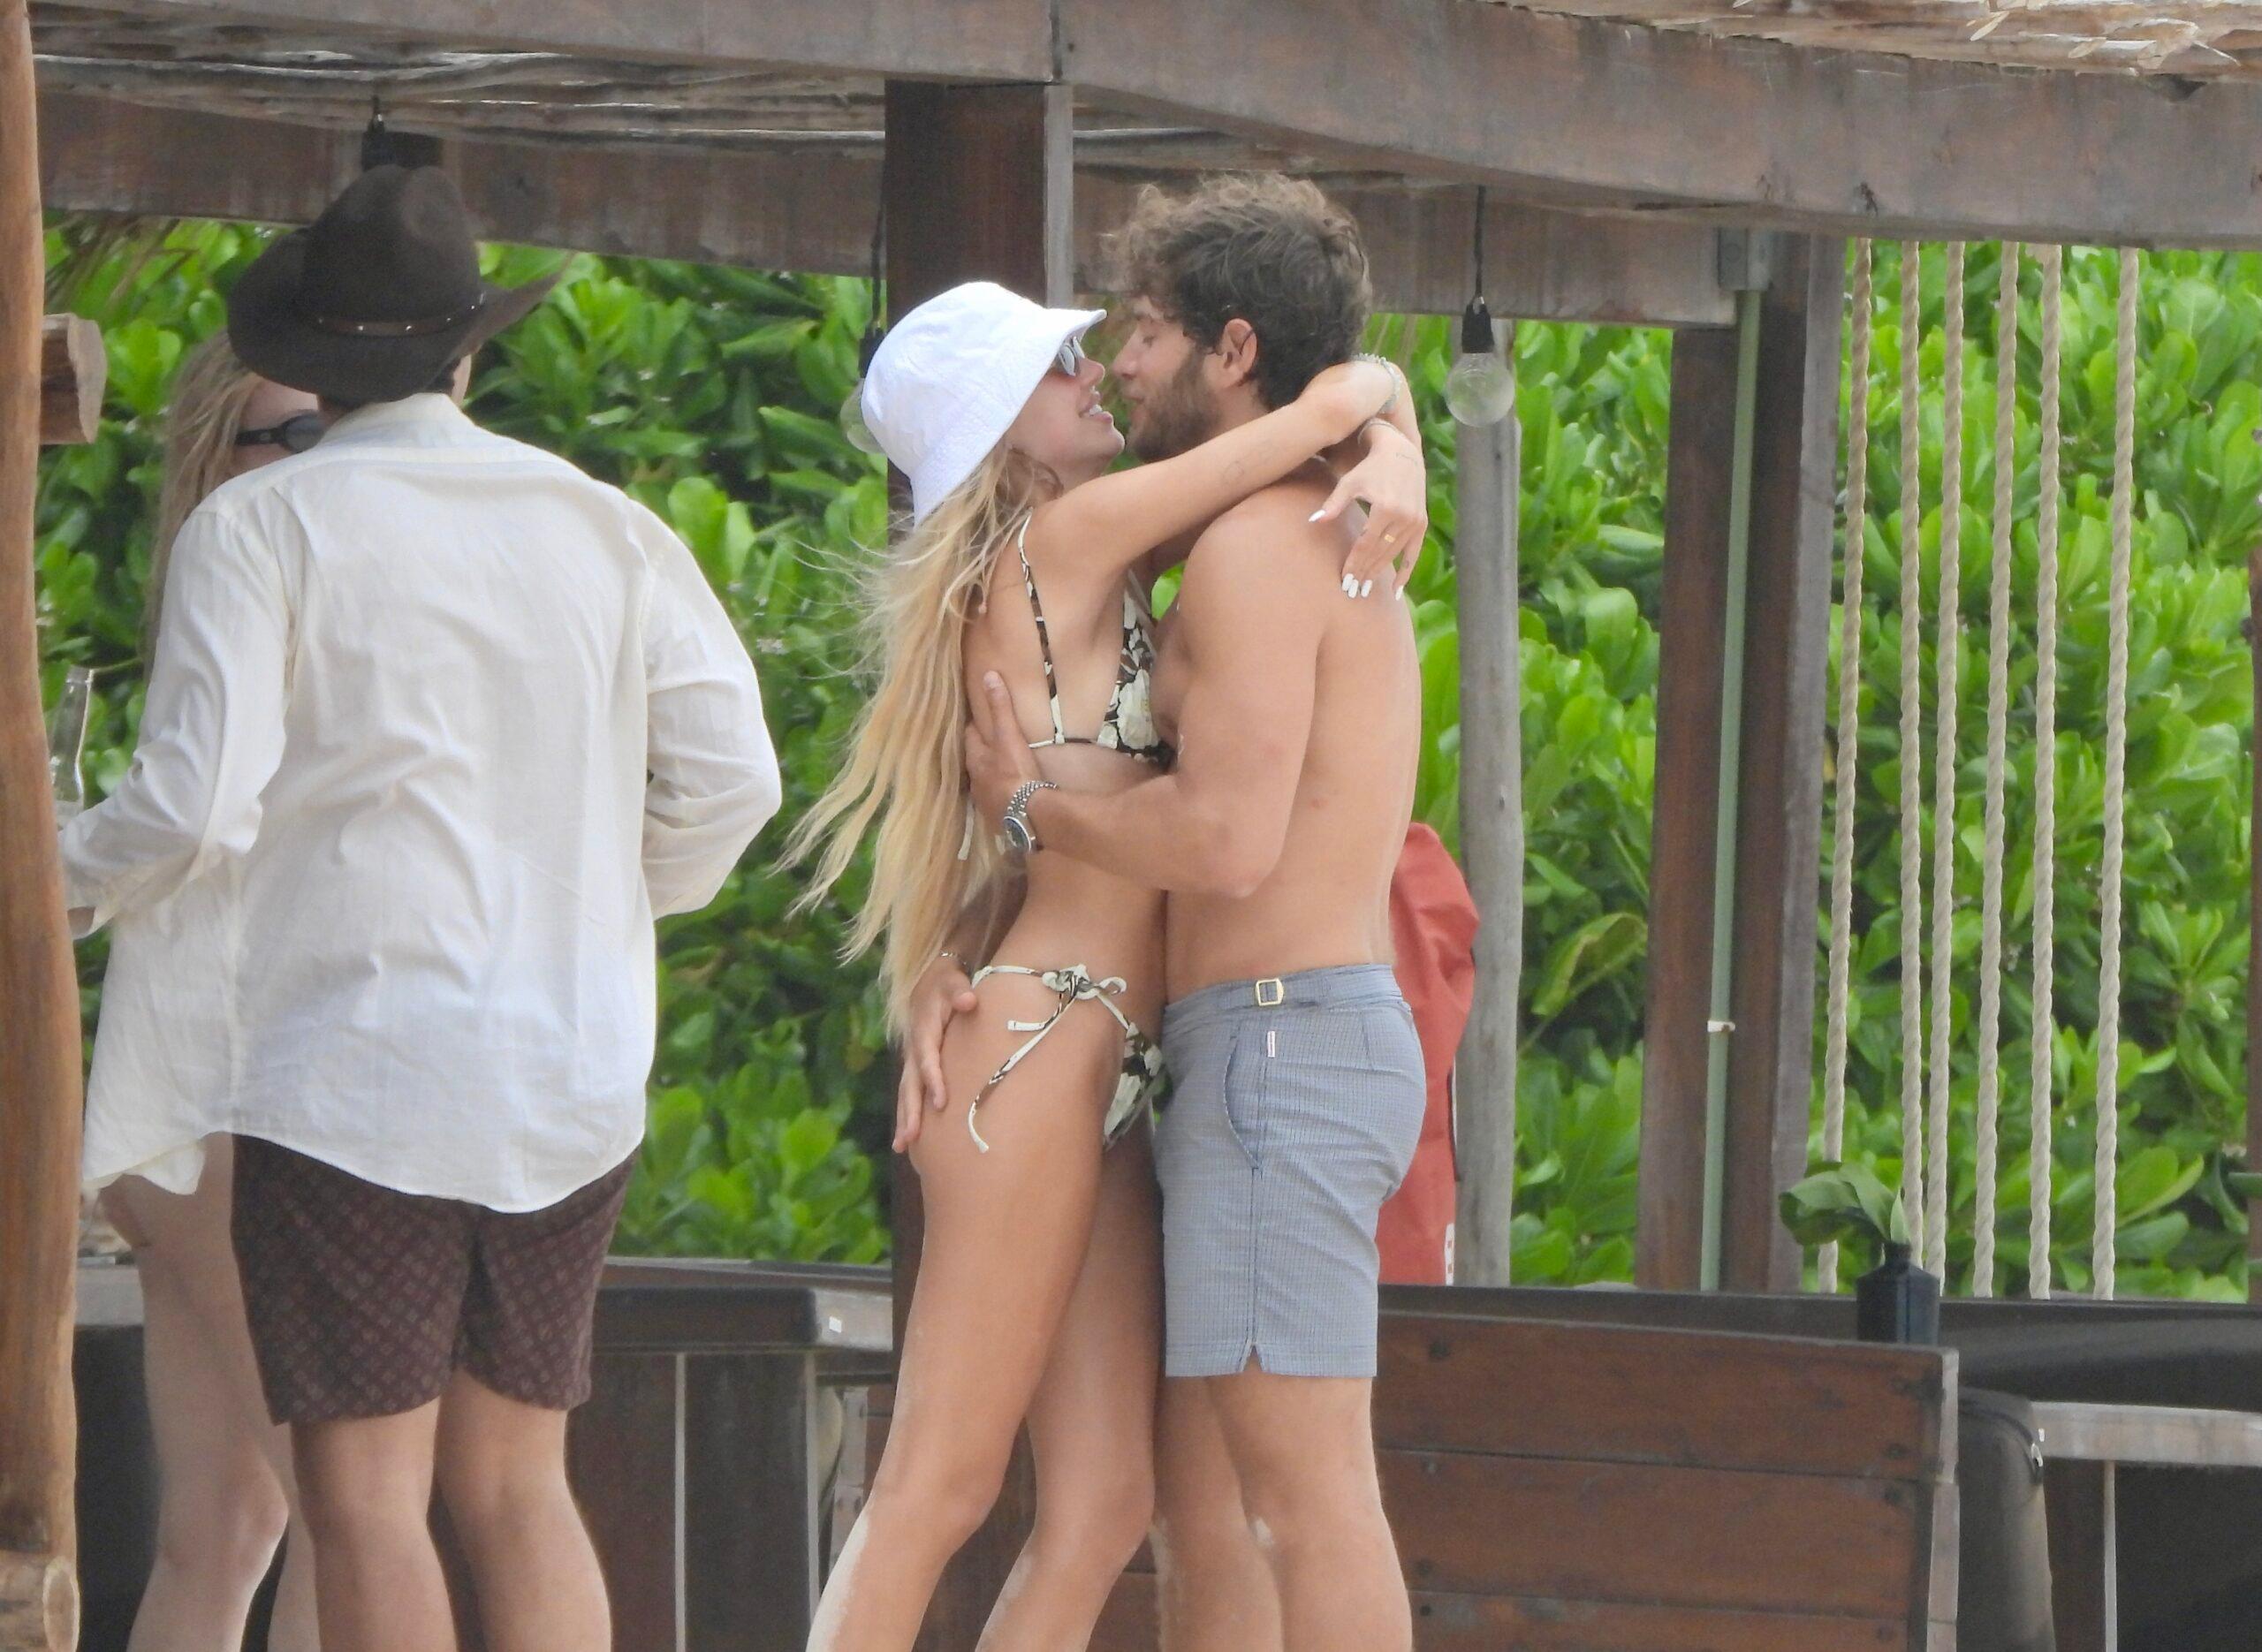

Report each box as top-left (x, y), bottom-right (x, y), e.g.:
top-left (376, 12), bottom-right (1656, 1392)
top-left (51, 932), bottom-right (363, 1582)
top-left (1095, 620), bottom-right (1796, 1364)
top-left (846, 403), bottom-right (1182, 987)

top-left (1059, 0), bottom-right (2262, 247)
top-left (1719, 235), bottom-right (1843, 1292)
top-left (44, 0), bottom-right (2262, 245)
top-left (877, 80), bottom-right (1068, 1652)
top-left (2030, 1401), bottom-right (2262, 1469)
top-left (1453, 345), bottom-right (1522, 1286)
top-left (1636, 325), bottom-right (1737, 1292)
top-left (37, 314), bottom-right (99, 445)
top-left (37, 91), bottom-right (1734, 325)
top-left (1081, 185), bottom-right (1731, 327)
top-left (0, 0), bottom-right (84, 1616)
top-left (35, 0), bottom-right (1054, 82)
top-left (36, 92), bottom-right (880, 276)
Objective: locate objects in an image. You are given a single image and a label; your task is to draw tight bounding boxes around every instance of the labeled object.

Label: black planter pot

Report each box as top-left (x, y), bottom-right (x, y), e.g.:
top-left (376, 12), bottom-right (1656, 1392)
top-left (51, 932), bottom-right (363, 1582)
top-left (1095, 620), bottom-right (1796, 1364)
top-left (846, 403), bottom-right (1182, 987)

top-left (1855, 1241), bottom-right (1941, 1345)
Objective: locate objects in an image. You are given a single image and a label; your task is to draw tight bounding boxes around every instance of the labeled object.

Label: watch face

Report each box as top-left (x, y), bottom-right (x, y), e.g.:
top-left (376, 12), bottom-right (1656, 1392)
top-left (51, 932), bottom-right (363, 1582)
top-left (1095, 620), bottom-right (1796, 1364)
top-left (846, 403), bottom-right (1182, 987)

top-left (1003, 815), bottom-right (1035, 858)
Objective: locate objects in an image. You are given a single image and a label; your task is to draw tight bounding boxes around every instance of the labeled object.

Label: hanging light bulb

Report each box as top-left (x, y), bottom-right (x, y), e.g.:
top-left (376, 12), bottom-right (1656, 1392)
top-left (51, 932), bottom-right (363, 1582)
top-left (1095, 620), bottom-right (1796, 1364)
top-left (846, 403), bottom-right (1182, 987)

top-left (1443, 187), bottom-right (1514, 428)
top-left (1445, 297), bottom-right (1513, 427)
top-left (839, 213), bottom-right (888, 456)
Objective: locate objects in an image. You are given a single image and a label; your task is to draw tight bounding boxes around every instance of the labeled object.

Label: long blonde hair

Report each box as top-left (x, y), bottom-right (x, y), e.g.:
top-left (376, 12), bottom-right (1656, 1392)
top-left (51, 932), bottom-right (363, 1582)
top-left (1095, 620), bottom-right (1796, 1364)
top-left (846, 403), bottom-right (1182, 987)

top-left (786, 445), bottom-right (1057, 1030)
top-left (147, 333), bottom-right (266, 658)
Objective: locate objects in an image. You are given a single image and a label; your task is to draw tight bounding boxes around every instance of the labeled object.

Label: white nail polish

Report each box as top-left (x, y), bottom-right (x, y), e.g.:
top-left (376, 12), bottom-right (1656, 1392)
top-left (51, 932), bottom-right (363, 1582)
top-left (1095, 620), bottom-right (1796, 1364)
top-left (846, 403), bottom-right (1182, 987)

top-left (1360, 580), bottom-right (1374, 599)
top-left (1309, 509), bottom-right (1326, 522)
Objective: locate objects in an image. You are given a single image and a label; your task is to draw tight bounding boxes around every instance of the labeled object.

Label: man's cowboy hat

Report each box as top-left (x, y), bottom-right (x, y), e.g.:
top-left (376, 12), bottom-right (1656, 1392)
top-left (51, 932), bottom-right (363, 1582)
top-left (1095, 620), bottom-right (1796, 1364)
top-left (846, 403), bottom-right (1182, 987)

top-left (228, 165), bottom-right (558, 404)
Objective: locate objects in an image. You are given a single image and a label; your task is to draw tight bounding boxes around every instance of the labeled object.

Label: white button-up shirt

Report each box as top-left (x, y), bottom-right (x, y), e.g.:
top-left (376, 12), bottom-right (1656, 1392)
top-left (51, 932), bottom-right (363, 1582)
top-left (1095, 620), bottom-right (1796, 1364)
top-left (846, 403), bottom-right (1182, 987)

top-left (63, 395), bottom-right (782, 1210)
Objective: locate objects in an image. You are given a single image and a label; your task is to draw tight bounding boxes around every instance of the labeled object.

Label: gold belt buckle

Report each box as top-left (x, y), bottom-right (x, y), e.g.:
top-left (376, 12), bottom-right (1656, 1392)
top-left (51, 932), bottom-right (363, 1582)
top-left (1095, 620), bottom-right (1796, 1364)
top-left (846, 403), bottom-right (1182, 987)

top-left (1254, 977), bottom-right (1286, 1008)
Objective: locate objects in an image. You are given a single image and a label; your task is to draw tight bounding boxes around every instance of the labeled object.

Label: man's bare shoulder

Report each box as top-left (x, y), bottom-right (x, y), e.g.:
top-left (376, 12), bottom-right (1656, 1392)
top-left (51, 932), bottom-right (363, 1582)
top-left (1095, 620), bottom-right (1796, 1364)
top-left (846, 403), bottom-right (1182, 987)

top-left (1181, 476), bottom-right (1344, 603)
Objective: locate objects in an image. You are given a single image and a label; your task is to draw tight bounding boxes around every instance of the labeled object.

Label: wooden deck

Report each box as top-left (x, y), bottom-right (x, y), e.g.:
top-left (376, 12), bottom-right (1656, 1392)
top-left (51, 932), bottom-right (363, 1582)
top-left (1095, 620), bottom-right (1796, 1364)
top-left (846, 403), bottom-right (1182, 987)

top-left (76, 1266), bottom-right (2262, 1650)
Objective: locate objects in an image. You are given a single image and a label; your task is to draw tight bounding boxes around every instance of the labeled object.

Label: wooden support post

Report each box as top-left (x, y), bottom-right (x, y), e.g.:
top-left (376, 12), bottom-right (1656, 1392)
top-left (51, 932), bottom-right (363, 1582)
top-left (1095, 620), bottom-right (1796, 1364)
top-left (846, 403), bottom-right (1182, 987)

top-left (883, 81), bottom-right (1072, 314)
top-left (1719, 235), bottom-right (1844, 1292)
top-left (1454, 335), bottom-right (1522, 1286)
top-left (2046, 1459), bottom-right (2114, 1652)
top-left (0, 10), bottom-right (83, 1647)
top-left (1637, 326), bottom-right (1738, 1292)
top-left (881, 78), bottom-right (1072, 1652)
top-left (39, 314), bottom-right (101, 447)
top-left (1637, 237), bottom-right (1842, 1294)
top-left (2250, 548), bottom-right (2261, 1302)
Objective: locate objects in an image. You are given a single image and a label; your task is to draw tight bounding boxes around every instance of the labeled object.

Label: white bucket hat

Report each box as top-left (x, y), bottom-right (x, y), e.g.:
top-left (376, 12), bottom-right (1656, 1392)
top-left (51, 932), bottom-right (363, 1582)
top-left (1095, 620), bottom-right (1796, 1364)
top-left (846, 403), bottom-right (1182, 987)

top-left (859, 281), bottom-right (1107, 523)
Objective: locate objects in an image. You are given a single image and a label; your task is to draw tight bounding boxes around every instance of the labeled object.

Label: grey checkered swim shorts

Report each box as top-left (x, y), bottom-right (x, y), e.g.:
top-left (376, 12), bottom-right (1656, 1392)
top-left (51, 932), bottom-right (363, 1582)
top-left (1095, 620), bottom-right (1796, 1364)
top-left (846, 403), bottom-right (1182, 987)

top-left (1156, 965), bottom-right (1425, 1379)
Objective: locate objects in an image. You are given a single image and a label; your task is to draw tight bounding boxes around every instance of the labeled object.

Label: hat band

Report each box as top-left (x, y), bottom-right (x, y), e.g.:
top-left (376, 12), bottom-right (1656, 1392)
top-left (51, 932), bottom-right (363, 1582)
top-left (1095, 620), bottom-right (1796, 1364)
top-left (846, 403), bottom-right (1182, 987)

top-left (298, 292), bottom-right (486, 338)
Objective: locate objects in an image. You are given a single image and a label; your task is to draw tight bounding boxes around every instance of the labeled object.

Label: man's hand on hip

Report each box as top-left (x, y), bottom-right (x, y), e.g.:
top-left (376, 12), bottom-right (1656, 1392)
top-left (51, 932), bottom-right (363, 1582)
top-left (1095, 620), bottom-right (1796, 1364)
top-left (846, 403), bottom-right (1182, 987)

top-left (964, 672), bottom-right (1042, 831)
top-left (896, 955), bottom-right (980, 1151)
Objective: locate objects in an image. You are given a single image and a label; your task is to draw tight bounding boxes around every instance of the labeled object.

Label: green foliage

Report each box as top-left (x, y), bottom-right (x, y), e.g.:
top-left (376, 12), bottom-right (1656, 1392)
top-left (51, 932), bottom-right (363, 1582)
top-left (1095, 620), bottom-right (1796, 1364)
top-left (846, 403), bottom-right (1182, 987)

top-left (1402, 245), bottom-right (2261, 1300)
top-left (1781, 1163), bottom-right (1911, 1252)
top-left (37, 224), bottom-right (2262, 1299)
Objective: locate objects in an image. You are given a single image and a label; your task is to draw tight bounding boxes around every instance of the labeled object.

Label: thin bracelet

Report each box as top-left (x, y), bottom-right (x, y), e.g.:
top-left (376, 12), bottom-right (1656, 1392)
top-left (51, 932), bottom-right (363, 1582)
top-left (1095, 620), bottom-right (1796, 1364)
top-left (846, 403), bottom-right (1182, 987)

top-left (937, 950), bottom-right (971, 973)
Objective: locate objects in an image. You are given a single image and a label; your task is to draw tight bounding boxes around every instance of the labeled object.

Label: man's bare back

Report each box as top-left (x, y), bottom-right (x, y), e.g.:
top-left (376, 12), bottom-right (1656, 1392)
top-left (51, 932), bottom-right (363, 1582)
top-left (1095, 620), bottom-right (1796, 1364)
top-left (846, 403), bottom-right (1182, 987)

top-left (1151, 469), bottom-right (1422, 998)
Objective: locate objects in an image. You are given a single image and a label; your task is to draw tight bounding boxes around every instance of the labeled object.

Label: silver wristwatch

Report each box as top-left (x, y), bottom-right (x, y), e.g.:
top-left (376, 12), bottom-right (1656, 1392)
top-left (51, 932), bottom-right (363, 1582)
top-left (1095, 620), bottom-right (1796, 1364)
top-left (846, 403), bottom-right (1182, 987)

top-left (1002, 779), bottom-right (1059, 860)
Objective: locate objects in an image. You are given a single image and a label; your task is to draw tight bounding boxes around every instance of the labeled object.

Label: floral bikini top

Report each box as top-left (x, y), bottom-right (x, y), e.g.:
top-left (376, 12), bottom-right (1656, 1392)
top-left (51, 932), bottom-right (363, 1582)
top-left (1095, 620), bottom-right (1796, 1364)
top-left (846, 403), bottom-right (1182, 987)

top-left (1011, 517), bottom-right (1174, 767)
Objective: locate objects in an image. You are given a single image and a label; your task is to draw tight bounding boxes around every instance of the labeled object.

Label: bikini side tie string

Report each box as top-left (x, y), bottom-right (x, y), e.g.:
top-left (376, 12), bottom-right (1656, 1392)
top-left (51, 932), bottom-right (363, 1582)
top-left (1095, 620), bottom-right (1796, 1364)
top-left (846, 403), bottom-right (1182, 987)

top-left (964, 964), bottom-right (1136, 1152)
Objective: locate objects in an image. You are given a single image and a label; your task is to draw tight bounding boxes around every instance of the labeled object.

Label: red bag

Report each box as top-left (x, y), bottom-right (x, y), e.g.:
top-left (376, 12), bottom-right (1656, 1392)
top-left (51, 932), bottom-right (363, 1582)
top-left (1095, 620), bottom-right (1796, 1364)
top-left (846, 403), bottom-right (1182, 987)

top-left (1378, 822), bottom-right (1479, 1285)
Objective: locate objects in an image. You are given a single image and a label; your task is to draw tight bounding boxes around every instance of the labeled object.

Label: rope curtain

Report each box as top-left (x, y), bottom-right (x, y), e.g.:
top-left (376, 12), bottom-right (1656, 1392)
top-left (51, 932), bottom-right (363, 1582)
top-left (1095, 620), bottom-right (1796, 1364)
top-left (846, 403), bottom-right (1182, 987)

top-left (1897, 242), bottom-right (1929, 1259)
top-left (2029, 246), bottom-right (2065, 1300)
top-left (1827, 239), bottom-right (2124, 1303)
top-left (1819, 239), bottom-right (1874, 1293)
top-left (1924, 243), bottom-right (1968, 1279)
top-left (2092, 248), bottom-right (2139, 1300)
top-left (1973, 244), bottom-right (2021, 1296)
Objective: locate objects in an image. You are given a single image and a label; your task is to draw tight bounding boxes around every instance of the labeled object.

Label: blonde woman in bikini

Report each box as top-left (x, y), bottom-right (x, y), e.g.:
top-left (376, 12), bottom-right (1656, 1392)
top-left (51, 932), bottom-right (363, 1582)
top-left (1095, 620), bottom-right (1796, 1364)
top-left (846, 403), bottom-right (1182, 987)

top-left (788, 272), bottom-right (1422, 1650)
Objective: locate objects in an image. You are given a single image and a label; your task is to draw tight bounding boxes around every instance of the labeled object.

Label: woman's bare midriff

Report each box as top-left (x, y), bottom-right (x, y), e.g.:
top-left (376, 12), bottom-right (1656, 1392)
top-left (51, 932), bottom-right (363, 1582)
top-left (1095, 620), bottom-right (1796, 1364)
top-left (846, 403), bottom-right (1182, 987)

top-left (990, 745), bottom-right (1168, 1035)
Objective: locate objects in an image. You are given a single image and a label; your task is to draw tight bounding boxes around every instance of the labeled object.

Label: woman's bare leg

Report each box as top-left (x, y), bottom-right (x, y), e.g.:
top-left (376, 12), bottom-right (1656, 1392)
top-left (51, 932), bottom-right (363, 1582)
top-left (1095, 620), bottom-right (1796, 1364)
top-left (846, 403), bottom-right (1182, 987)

top-left (975, 1127), bottom-right (1162, 1652)
top-left (808, 985), bottom-right (1121, 1652)
top-left (107, 1142), bottom-right (323, 1652)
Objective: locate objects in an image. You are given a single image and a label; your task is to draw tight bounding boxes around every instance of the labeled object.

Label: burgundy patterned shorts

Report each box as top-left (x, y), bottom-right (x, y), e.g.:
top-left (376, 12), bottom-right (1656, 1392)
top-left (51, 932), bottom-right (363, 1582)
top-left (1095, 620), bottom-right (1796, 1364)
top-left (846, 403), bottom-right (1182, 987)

top-left (231, 1136), bottom-right (635, 1425)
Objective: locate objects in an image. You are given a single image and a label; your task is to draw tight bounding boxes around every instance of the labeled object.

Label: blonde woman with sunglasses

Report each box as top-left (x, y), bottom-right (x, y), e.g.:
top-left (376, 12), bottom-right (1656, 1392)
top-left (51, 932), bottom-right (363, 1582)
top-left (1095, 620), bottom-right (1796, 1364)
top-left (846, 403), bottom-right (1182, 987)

top-left (790, 272), bottom-right (1422, 1651)
top-left (94, 332), bottom-right (327, 1652)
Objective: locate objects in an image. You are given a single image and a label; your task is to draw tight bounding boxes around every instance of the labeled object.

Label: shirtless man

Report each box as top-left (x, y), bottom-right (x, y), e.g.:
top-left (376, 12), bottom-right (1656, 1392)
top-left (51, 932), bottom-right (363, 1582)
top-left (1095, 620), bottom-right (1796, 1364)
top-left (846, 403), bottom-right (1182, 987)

top-left (960, 175), bottom-right (1426, 1652)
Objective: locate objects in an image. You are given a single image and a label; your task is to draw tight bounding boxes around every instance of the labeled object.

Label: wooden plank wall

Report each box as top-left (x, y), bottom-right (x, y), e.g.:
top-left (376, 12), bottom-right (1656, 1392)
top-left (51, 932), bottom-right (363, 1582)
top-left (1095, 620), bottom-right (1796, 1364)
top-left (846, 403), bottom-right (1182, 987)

top-left (889, 1313), bottom-right (1959, 1652)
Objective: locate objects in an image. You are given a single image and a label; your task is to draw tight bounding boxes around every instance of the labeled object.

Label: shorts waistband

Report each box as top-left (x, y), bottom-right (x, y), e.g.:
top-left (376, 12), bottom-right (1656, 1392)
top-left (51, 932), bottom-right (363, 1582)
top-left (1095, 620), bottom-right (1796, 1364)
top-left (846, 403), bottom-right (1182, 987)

top-left (1163, 964), bottom-right (1403, 1034)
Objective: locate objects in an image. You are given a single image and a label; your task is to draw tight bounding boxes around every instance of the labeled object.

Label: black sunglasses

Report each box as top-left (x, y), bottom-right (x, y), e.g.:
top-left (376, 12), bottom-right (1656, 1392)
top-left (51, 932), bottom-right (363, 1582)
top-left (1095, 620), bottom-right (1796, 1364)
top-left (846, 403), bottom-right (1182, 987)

top-left (234, 413), bottom-right (326, 455)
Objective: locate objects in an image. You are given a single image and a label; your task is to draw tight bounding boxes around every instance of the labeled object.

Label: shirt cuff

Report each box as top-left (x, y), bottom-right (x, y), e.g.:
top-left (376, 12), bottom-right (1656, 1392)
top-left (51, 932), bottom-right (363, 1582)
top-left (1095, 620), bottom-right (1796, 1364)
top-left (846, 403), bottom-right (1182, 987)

top-left (57, 816), bottom-right (113, 936)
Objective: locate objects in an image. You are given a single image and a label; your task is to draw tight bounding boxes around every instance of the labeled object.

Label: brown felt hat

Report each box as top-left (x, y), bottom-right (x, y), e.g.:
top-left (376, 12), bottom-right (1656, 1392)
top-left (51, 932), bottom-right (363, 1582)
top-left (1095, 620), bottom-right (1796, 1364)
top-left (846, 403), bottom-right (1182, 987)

top-left (227, 165), bottom-right (557, 404)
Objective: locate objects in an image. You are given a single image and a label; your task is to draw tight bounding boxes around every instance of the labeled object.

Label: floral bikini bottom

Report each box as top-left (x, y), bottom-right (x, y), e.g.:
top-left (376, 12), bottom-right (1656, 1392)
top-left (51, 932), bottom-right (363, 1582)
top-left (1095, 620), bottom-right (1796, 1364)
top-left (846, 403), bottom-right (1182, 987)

top-left (965, 964), bottom-right (1171, 1153)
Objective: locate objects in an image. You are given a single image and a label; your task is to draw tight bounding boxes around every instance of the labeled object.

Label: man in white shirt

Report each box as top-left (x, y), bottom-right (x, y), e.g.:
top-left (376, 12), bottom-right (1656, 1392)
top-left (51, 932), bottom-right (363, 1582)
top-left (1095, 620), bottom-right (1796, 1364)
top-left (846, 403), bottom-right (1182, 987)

top-left (60, 166), bottom-right (780, 1652)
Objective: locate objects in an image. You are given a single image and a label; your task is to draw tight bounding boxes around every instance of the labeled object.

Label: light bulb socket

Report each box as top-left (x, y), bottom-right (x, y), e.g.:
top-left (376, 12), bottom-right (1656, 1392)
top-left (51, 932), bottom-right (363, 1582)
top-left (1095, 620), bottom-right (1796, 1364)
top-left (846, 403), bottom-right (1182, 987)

top-left (359, 108), bottom-right (439, 172)
top-left (1458, 297), bottom-right (1496, 358)
top-left (361, 110), bottom-right (395, 172)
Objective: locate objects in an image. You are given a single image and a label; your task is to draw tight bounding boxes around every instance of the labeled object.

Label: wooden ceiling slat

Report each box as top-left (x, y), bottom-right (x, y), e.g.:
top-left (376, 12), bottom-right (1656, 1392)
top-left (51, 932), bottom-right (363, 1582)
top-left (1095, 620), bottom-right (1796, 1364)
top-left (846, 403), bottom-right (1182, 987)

top-left (34, 0), bottom-right (2262, 244)
top-left (1061, 0), bottom-right (2262, 246)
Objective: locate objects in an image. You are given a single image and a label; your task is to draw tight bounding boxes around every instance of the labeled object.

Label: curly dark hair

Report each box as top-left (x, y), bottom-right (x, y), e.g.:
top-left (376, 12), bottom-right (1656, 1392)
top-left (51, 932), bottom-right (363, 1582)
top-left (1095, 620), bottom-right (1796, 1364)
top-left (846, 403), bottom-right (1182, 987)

top-left (1116, 175), bottom-right (1372, 410)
